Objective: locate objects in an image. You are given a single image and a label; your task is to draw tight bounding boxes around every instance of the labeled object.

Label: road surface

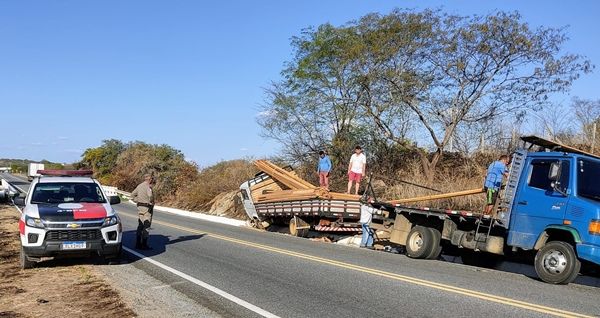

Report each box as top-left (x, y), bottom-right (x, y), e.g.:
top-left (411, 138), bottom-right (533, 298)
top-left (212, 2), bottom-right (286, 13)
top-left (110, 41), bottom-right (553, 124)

top-left (3, 173), bottom-right (599, 318)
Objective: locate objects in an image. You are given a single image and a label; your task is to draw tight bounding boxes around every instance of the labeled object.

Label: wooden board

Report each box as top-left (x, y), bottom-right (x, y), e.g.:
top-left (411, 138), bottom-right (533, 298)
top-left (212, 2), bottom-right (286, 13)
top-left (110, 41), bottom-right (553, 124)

top-left (388, 188), bottom-right (484, 205)
top-left (521, 135), bottom-right (600, 159)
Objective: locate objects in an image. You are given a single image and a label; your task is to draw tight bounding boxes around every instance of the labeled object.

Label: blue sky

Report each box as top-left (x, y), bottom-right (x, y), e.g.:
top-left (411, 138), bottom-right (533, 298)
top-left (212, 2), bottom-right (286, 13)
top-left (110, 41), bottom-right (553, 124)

top-left (0, 1), bottom-right (598, 166)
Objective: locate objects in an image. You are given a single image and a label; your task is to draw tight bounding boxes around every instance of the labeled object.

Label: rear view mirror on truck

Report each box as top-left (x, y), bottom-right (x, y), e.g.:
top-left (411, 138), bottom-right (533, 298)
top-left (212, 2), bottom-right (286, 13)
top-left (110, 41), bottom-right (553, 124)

top-left (548, 162), bottom-right (561, 181)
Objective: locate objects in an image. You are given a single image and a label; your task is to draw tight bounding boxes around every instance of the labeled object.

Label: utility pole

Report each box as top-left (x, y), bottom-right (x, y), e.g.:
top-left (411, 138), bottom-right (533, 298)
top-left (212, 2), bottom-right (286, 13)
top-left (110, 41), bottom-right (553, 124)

top-left (592, 122), bottom-right (597, 154)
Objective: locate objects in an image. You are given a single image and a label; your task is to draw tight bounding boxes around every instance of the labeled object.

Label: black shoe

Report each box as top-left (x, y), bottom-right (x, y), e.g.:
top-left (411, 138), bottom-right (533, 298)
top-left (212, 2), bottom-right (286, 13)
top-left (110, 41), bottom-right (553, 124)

top-left (135, 236), bottom-right (142, 249)
top-left (140, 238), bottom-right (153, 250)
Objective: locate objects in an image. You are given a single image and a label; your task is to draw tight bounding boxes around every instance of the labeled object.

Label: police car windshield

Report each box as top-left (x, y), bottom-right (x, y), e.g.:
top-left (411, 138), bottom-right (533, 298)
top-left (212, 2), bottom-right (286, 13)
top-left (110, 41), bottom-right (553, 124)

top-left (31, 183), bottom-right (106, 204)
top-left (578, 159), bottom-right (600, 202)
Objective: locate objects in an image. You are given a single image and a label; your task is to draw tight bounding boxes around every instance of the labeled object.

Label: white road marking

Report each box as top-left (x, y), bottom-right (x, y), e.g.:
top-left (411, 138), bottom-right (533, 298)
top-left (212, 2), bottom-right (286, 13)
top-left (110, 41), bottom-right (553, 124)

top-left (123, 246), bottom-right (281, 318)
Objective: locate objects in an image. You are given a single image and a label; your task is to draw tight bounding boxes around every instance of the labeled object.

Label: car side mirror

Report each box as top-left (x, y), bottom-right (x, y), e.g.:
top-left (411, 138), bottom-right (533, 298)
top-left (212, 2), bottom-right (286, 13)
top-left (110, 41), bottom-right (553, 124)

top-left (109, 196), bottom-right (121, 205)
top-left (13, 196), bottom-right (25, 207)
top-left (548, 162), bottom-right (561, 181)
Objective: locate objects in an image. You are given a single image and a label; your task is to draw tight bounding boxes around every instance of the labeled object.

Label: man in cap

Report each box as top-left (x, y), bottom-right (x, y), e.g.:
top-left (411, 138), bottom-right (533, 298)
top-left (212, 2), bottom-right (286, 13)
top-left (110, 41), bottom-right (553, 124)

top-left (131, 174), bottom-right (155, 250)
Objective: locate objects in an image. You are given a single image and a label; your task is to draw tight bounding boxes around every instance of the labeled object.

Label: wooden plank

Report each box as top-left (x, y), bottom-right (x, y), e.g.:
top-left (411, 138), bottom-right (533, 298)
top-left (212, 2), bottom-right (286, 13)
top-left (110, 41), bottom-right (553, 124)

top-left (388, 188), bottom-right (484, 205)
top-left (521, 135), bottom-right (600, 160)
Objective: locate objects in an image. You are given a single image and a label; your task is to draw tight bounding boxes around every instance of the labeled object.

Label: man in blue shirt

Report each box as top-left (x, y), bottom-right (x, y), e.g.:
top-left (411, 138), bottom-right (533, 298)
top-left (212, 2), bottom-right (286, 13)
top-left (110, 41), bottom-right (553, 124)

top-left (317, 151), bottom-right (332, 190)
top-left (484, 155), bottom-right (510, 215)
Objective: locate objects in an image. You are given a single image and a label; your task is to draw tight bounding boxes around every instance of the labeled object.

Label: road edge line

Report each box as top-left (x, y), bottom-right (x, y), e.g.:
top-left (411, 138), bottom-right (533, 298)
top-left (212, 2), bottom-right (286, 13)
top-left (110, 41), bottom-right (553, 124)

top-left (122, 246), bottom-right (281, 318)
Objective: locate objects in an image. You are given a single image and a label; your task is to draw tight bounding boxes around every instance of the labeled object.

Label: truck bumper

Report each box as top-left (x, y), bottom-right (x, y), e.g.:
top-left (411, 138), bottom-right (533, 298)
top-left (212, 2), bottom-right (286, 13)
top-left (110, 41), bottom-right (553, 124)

top-left (23, 241), bottom-right (122, 259)
top-left (576, 243), bottom-right (600, 265)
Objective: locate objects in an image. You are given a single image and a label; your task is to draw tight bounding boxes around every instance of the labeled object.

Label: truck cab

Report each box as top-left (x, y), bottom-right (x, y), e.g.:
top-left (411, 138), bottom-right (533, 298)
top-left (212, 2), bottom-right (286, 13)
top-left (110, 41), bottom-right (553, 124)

top-left (506, 151), bottom-right (600, 283)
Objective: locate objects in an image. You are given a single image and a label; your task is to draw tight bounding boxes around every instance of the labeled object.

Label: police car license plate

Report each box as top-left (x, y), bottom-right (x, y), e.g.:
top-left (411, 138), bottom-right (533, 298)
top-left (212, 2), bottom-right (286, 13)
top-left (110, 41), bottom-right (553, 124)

top-left (61, 241), bottom-right (87, 250)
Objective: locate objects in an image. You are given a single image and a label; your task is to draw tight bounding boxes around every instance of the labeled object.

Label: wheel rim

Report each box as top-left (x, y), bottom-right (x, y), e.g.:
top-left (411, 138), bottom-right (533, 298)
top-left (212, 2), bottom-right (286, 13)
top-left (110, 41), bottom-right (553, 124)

top-left (542, 249), bottom-right (568, 275)
top-left (408, 232), bottom-right (424, 252)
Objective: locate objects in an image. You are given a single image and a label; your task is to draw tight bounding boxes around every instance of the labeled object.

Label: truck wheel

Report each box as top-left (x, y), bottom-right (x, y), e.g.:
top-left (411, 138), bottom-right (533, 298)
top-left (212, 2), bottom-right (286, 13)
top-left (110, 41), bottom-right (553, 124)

top-left (534, 241), bottom-right (581, 284)
top-left (406, 226), bottom-right (434, 259)
top-left (20, 246), bottom-right (35, 269)
top-left (289, 218), bottom-right (309, 238)
top-left (426, 228), bottom-right (442, 260)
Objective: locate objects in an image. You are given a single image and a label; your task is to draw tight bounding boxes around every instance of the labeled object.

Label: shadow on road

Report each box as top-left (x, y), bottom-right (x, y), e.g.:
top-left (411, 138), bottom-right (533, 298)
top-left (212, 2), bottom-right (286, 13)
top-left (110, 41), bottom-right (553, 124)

top-left (439, 253), bottom-right (600, 289)
top-left (122, 230), bottom-right (206, 259)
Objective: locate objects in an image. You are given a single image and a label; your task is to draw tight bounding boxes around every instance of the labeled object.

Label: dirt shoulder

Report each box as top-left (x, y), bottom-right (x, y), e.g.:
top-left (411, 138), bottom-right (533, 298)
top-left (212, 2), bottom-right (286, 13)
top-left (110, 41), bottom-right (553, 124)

top-left (0, 204), bottom-right (136, 318)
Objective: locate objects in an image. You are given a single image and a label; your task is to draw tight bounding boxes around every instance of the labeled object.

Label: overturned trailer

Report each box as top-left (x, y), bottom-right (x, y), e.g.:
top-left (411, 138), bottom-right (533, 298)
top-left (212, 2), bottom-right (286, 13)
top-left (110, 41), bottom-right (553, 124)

top-left (240, 161), bottom-right (362, 237)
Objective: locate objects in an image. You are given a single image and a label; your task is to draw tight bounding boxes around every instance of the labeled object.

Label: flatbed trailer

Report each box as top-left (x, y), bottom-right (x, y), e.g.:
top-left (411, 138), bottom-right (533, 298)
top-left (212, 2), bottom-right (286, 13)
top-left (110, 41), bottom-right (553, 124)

top-left (240, 172), bottom-right (362, 237)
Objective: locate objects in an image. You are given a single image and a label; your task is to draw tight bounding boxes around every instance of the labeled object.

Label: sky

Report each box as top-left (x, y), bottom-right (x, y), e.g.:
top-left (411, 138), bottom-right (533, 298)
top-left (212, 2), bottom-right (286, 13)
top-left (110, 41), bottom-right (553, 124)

top-left (0, 1), bottom-right (598, 166)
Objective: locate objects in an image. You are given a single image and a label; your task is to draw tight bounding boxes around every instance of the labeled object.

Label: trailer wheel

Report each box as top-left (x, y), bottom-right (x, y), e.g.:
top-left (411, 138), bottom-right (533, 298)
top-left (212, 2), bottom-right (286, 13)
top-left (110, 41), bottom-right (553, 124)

top-left (534, 241), bottom-right (581, 284)
top-left (406, 226), bottom-right (435, 259)
top-left (289, 217), bottom-right (309, 238)
top-left (426, 228), bottom-right (442, 260)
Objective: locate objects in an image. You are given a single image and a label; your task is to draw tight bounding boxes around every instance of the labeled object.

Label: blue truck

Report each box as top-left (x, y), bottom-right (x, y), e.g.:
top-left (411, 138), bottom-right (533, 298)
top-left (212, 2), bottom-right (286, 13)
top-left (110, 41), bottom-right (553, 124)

top-left (370, 136), bottom-right (600, 284)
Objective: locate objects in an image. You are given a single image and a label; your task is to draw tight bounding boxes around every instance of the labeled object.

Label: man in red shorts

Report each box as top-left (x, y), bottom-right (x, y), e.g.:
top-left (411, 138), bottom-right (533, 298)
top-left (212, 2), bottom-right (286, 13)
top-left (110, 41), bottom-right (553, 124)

top-left (347, 146), bottom-right (367, 195)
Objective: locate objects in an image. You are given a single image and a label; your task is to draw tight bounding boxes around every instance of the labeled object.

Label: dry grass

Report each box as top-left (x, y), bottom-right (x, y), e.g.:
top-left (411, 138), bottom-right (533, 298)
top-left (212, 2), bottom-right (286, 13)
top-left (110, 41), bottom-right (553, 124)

top-left (379, 160), bottom-right (488, 211)
top-left (173, 159), bottom-right (256, 211)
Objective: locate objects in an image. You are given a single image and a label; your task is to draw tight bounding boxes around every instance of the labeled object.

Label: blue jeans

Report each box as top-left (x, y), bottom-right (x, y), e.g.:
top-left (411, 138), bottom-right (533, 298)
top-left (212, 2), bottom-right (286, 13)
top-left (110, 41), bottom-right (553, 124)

top-left (360, 223), bottom-right (373, 247)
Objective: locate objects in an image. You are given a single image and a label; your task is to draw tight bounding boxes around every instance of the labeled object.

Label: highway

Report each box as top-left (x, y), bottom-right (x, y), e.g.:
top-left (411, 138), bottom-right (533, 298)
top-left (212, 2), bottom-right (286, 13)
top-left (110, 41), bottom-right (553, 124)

top-left (3, 173), bottom-right (600, 318)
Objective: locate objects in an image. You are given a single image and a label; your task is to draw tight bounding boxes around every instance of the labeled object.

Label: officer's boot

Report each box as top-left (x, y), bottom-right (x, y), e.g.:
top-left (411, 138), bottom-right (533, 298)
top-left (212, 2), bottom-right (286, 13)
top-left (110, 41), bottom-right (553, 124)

top-left (135, 234), bottom-right (143, 249)
top-left (141, 237), bottom-right (152, 250)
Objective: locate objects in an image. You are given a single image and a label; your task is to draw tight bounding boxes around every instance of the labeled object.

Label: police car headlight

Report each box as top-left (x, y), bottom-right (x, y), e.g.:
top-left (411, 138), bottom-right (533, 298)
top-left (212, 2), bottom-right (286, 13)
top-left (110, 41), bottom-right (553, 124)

top-left (25, 216), bottom-right (44, 228)
top-left (102, 215), bottom-right (119, 227)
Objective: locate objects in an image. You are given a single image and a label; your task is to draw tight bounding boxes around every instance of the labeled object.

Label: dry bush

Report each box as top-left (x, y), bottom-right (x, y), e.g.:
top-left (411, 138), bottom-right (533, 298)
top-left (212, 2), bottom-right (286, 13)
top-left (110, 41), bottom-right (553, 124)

top-left (174, 159), bottom-right (257, 211)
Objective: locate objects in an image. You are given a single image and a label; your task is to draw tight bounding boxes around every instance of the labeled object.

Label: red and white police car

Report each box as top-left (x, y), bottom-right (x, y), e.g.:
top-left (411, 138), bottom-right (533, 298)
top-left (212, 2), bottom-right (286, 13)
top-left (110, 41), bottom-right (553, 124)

top-left (15, 170), bottom-right (122, 269)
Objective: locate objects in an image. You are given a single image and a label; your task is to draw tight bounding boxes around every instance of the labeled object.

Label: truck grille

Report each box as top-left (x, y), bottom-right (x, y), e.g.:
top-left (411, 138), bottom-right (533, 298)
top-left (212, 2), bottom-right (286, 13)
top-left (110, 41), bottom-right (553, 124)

top-left (45, 230), bottom-right (102, 241)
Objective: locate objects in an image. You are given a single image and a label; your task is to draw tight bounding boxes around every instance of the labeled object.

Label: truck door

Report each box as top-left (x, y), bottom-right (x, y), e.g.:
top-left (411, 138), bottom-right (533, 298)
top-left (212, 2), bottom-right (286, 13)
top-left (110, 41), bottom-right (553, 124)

top-left (508, 158), bottom-right (571, 249)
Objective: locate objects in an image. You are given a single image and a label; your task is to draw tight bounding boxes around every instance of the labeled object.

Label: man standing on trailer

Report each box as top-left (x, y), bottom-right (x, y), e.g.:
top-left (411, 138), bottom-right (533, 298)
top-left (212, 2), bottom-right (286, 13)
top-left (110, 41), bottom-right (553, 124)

top-left (347, 146), bottom-right (367, 195)
top-left (484, 155), bottom-right (510, 215)
top-left (317, 150), bottom-right (332, 190)
top-left (132, 174), bottom-right (155, 250)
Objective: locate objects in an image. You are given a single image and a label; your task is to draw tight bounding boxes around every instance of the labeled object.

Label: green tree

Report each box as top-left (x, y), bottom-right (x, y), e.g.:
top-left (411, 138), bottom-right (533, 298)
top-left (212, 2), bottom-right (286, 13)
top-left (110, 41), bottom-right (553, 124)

top-left (262, 9), bottom-right (593, 181)
top-left (80, 139), bottom-right (126, 183)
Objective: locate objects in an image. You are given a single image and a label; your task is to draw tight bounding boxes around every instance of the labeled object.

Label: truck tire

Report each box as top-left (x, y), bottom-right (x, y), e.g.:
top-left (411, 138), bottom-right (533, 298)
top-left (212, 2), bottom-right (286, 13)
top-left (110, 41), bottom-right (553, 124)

top-left (534, 241), bottom-right (581, 285)
top-left (406, 226), bottom-right (435, 259)
top-left (289, 218), bottom-right (309, 238)
top-left (20, 246), bottom-right (35, 269)
top-left (426, 228), bottom-right (442, 260)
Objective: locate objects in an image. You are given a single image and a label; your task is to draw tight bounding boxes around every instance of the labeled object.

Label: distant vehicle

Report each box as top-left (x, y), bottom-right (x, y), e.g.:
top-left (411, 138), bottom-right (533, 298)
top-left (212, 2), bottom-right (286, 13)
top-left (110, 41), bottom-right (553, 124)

top-left (14, 170), bottom-right (122, 269)
top-left (27, 163), bottom-right (45, 181)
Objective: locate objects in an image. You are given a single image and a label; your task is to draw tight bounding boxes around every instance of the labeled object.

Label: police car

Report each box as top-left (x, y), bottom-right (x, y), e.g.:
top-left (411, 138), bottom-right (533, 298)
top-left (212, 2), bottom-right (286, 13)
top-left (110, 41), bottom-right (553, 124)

top-left (15, 170), bottom-right (122, 269)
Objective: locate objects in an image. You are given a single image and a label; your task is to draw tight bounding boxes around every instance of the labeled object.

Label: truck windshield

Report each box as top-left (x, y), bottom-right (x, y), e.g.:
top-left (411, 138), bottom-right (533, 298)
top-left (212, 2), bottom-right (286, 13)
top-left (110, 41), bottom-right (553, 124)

top-left (31, 183), bottom-right (106, 204)
top-left (578, 159), bottom-right (600, 202)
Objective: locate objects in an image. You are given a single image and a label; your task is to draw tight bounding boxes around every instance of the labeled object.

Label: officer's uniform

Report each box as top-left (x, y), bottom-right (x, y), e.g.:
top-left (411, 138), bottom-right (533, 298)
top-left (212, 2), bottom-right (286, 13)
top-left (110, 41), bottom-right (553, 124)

top-left (131, 180), bottom-right (154, 249)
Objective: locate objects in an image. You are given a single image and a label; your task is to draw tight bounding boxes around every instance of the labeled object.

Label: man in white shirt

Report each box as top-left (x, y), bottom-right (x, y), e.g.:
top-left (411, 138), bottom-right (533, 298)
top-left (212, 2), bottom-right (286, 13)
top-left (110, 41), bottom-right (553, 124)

top-left (359, 204), bottom-right (375, 249)
top-left (347, 146), bottom-right (367, 195)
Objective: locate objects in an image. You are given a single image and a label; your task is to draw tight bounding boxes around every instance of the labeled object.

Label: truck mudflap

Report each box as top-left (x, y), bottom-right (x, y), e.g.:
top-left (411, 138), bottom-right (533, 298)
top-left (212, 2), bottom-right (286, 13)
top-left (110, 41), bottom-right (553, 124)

top-left (576, 244), bottom-right (600, 265)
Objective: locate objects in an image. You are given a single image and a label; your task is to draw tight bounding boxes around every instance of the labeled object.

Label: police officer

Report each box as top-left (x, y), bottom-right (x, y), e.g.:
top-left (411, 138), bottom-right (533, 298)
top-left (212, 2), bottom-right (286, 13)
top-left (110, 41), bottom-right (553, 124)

top-left (131, 174), bottom-right (155, 250)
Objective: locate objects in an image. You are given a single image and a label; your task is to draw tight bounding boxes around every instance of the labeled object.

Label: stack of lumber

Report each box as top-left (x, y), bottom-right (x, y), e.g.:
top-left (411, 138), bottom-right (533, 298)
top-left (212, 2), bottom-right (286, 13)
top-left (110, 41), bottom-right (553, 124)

top-left (388, 188), bottom-right (484, 205)
top-left (254, 160), bottom-right (314, 190)
top-left (252, 160), bottom-right (361, 203)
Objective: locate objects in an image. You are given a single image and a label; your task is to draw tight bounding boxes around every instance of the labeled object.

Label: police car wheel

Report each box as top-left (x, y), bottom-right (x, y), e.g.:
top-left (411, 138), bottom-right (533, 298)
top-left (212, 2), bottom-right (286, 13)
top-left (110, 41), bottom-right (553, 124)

top-left (20, 246), bottom-right (35, 269)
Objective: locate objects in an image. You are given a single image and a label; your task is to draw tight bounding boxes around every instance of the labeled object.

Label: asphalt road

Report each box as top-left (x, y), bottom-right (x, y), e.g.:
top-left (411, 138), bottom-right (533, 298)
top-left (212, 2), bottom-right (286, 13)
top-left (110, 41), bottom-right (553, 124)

top-left (3, 173), bottom-right (600, 318)
top-left (111, 202), bottom-right (600, 318)
top-left (0, 172), bottom-right (31, 193)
